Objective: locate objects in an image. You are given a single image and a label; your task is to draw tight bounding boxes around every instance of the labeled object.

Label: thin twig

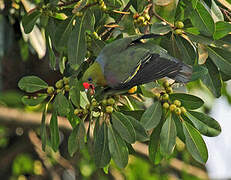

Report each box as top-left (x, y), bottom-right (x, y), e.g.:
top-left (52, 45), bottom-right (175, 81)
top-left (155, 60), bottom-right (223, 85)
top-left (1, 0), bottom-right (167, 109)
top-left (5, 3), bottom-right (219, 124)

top-left (101, 1), bottom-right (132, 40)
top-left (220, 7), bottom-right (231, 21)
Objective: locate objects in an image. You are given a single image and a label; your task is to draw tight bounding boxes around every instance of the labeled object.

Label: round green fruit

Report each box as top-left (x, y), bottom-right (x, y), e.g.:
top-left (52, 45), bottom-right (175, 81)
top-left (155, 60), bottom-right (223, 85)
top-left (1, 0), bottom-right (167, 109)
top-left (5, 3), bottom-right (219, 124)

top-left (175, 21), bottom-right (184, 29)
top-left (162, 93), bottom-right (169, 101)
top-left (169, 104), bottom-right (176, 111)
top-left (47, 86), bottom-right (54, 95)
top-left (55, 80), bottom-right (64, 89)
top-left (163, 102), bottom-right (169, 109)
top-left (106, 106), bottom-right (113, 113)
top-left (174, 100), bottom-right (181, 107)
top-left (175, 107), bottom-right (181, 115)
top-left (107, 98), bottom-right (115, 105)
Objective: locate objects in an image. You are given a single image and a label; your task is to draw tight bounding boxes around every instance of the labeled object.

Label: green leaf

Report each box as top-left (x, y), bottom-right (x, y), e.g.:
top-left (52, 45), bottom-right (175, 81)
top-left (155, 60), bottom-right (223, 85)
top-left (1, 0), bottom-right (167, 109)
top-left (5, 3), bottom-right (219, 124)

top-left (207, 46), bottom-right (231, 76)
top-left (67, 103), bottom-right (80, 128)
top-left (22, 11), bottom-right (41, 34)
top-left (154, 0), bottom-right (178, 24)
top-left (189, 1), bottom-right (215, 36)
top-left (18, 76), bottom-right (48, 93)
top-left (108, 124), bottom-right (129, 168)
top-left (54, 93), bottom-right (70, 116)
top-left (183, 121), bottom-right (208, 164)
top-left (94, 122), bottom-right (111, 167)
top-left (172, 113), bottom-right (185, 142)
top-left (160, 113), bottom-right (176, 155)
top-left (140, 85), bottom-right (155, 98)
top-left (68, 122), bottom-right (85, 157)
top-left (111, 112), bottom-right (136, 144)
top-left (190, 65), bottom-right (208, 81)
top-left (50, 110), bottom-right (60, 152)
top-left (214, 21), bottom-right (231, 40)
top-left (127, 115), bottom-right (149, 142)
top-left (210, 0), bottom-right (224, 22)
top-left (140, 101), bottom-right (162, 130)
top-left (67, 16), bottom-right (87, 69)
top-left (150, 22), bottom-right (172, 35)
top-left (187, 111), bottom-right (221, 137)
top-left (169, 93), bottom-right (204, 110)
top-left (46, 34), bottom-right (56, 70)
top-left (120, 110), bottom-right (144, 121)
top-left (175, 35), bottom-right (196, 65)
top-left (41, 106), bottom-right (47, 151)
top-left (80, 91), bottom-right (89, 109)
top-left (201, 58), bottom-right (222, 97)
top-left (149, 121), bottom-right (163, 165)
top-left (191, 0), bottom-right (198, 9)
top-left (131, 0), bottom-right (148, 12)
top-left (119, 14), bottom-right (136, 35)
top-left (54, 16), bottom-right (74, 51)
top-left (21, 94), bottom-right (47, 106)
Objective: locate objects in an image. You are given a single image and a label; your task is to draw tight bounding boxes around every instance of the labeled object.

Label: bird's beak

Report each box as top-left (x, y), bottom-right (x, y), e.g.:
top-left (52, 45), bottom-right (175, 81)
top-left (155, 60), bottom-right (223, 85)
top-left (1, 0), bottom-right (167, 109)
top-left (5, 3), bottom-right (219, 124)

top-left (83, 82), bottom-right (95, 95)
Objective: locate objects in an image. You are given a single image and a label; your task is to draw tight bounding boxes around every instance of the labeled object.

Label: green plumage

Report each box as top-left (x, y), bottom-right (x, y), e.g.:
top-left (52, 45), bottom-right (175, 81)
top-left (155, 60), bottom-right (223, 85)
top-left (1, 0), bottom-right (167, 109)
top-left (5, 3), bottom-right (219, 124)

top-left (82, 34), bottom-right (192, 90)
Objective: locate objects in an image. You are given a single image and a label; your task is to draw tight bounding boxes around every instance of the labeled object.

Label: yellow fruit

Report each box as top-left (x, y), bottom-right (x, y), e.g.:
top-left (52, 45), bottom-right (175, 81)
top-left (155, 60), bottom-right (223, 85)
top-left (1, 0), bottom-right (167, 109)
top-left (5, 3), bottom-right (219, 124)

top-left (180, 106), bottom-right (187, 114)
top-left (162, 93), bottom-right (169, 101)
top-left (137, 16), bottom-right (145, 23)
top-left (55, 80), bottom-right (64, 89)
top-left (169, 104), bottom-right (176, 111)
top-left (154, 92), bottom-right (160, 99)
top-left (163, 102), bottom-right (169, 109)
top-left (83, 109), bottom-right (89, 115)
top-left (63, 77), bottom-right (70, 85)
top-left (65, 85), bottom-right (70, 91)
top-left (175, 21), bottom-right (184, 29)
top-left (144, 13), bottom-right (150, 21)
top-left (133, 13), bottom-right (139, 19)
top-left (175, 29), bottom-right (183, 35)
top-left (174, 100), bottom-right (181, 107)
top-left (102, 99), bottom-right (107, 106)
top-left (163, 80), bottom-right (169, 88)
top-left (107, 98), bottom-right (115, 105)
top-left (74, 109), bottom-right (82, 115)
top-left (106, 106), bottom-right (113, 113)
top-left (76, 12), bottom-right (83, 17)
top-left (128, 86), bottom-right (137, 94)
top-left (166, 87), bottom-right (173, 94)
top-left (47, 86), bottom-right (54, 95)
top-left (175, 107), bottom-right (181, 115)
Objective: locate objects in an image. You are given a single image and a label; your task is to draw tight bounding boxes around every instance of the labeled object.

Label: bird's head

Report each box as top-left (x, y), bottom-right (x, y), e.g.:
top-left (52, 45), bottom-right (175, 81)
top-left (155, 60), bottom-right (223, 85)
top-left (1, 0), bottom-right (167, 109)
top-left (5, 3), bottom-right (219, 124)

top-left (82, 61), bottom-right (107, 93)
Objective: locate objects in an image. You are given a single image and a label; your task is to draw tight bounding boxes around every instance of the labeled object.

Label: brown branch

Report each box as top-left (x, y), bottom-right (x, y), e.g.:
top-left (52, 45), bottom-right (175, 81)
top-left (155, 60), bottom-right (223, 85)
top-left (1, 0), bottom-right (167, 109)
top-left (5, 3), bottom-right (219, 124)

top-left (217, 0), bottom-right (231, 11)
top-left (58, 0), bottom-right (79, 7)
top-left (0, 106), bottom-right (209, 179)
top-left (220, 7), bottom-right (231, 22)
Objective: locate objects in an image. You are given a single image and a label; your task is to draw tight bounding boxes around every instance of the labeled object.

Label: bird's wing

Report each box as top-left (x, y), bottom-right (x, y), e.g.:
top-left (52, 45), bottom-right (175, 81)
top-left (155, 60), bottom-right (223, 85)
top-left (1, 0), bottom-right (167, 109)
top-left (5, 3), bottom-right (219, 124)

top-left (113, 53), bottom-right (183, 90)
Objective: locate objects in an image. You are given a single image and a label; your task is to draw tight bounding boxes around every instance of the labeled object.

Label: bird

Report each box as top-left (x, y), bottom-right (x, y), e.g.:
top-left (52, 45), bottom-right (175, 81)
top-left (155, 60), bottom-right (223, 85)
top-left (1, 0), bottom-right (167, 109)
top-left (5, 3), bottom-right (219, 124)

top-left (82, 34), bottom-right (192, 93)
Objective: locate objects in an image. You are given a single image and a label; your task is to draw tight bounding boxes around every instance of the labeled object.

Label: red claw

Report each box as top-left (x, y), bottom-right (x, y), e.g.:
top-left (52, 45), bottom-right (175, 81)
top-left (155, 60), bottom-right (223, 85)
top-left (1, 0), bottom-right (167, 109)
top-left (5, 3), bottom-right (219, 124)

top-left (83, 82), bottom-right (95, 95)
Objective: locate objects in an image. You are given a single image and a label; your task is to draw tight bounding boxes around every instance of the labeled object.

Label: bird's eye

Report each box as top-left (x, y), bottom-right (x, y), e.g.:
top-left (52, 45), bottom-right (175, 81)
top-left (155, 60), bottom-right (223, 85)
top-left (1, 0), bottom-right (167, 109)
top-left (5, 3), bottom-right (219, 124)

top-left (88, 77), bottom-right (92, 82)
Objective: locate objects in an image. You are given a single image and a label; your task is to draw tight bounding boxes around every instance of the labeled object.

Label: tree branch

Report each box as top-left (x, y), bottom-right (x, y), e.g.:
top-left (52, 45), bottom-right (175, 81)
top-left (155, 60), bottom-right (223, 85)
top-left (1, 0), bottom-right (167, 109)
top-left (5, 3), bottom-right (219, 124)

top-left (0, 106), bottom-right (209, 179)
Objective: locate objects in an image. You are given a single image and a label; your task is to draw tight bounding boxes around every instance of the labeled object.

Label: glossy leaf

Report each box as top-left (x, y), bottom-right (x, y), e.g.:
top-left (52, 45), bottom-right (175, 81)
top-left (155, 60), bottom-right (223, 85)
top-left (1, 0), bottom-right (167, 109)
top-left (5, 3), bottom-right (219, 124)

top-left (201, 58), bottom-right (222, 97)
top-left (187, 111), bottom-right (221, 137)
top-left (18, 76), bottom-right (48, 93)
top-left (210, 0), bottom-right (224, 22)
top-left (54, 93), bottom-right (70, 116)
top-left (175, 35), bottom-right (196, 65)
top-left (68, 122), bottom-right (86, 157)
top-left (169, 93), bottom-right (204, 110)
top-left (130, 0), bottom-right (147, 13)
top-left (150, 22), bottom-right (172, 35)
top-left (207, 46), bottom-right (231, 76)
top-left (140, 101), bottom-right (162, 130)
top-left (172, 113), bottom-right (185, 142)
top-left (190, 1), bottom-right (215, 36)
top-left (90, 39), bottom-right (105, 56)
top-left (50, 110), bottom-right (60, 152)
top-left (22, 11), bottom-right (41, 34)
top-left (149, 120), bottom-right (163, 165)
top-left (214, 21), bottom-right (231, 40)
top-left (183, 121), bottom-right (208, 164)
top-left (94, 122), bottom-right (111, 167)
top-left (54, 16), bottom-right (74, 51)
top-left (21, 94), bottom-right (47, 106)
top-left (108, 124), bottom-right (128, 168)
top-left (67, 16), bottom-right (87, 69)
top-left (160, 113), bottom-right (176, 155)
top-left (190, 65), bottom-right (208, 81)
top-left (111, 112), bottom-right (136, 143)
top-left (41, 107), bottom-right (47, 151)
top-left (127, 115), bottom-right (149, 142)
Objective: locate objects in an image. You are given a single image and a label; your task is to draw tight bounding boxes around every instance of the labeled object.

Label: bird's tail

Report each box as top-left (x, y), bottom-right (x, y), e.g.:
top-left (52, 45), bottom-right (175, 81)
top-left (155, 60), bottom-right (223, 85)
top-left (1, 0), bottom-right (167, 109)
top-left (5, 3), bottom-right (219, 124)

top-left (173, 63), bottom-right (192, 83)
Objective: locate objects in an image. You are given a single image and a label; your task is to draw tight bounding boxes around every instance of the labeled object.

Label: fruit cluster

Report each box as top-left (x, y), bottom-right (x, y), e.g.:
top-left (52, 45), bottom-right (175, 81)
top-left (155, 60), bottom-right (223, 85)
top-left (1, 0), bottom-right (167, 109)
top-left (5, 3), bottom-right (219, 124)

top-left (47, 77), bottom-right (70, 95)
top-left (174, 21), bottom-right (184, 35)
top-left (155, 80), bottom-right (187, 116)
top-left (133, 12), bottom-right (150, 26)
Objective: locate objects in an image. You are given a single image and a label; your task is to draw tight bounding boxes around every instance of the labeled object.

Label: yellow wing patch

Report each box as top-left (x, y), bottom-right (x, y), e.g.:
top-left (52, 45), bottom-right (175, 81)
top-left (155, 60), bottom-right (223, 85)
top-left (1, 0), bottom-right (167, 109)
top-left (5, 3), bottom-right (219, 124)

top-left (123, 62), bottom-right (142, 83)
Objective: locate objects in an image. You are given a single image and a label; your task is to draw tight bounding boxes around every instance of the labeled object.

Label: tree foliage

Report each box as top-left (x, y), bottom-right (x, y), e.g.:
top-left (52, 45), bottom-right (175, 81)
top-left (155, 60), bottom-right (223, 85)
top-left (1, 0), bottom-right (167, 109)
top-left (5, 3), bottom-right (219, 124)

top-left (14, 0), bottom-right (231, 168)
